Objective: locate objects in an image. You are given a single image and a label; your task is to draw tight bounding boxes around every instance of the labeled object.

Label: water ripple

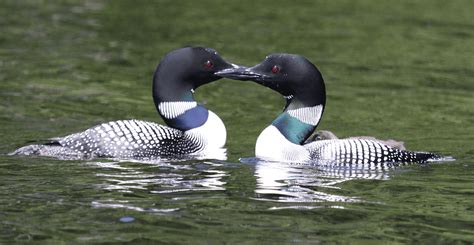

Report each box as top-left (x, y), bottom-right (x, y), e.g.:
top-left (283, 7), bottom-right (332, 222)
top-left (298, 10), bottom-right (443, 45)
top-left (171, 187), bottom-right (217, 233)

top-left (91, 200), bottom-right (178, 213)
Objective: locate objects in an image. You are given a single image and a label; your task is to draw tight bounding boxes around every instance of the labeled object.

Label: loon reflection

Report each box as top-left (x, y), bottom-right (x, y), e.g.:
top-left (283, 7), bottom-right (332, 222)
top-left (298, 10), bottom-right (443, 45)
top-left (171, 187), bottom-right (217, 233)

top-left (90, 160), bottom-right (227, 193)
top-left (244, 158), bottom-right (408, 206)
top-left (87, 160), bottom-right (227, 212)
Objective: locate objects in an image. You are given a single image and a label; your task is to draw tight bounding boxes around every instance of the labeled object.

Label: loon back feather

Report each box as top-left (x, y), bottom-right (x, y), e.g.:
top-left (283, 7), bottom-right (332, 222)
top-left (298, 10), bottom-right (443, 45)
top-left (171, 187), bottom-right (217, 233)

top-left (305, 138), bottom-right (440, 164)
top-left (306, 130), bottom-right (407, 151)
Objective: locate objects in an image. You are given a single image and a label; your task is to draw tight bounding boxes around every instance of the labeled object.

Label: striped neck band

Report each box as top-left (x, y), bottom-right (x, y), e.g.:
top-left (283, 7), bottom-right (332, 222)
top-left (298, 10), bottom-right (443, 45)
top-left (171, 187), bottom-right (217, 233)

top-left (158, 101), bottom-right (198, 119)
top-left (286, 104), bottom-right (323, 126)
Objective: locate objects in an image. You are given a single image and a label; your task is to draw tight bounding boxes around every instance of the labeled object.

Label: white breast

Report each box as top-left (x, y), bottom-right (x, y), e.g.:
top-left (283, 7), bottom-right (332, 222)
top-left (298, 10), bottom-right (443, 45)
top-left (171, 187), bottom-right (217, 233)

top-left (185, 110), bottom-right (227, 160)
top-left (255, 125), bottom-right (310, 163)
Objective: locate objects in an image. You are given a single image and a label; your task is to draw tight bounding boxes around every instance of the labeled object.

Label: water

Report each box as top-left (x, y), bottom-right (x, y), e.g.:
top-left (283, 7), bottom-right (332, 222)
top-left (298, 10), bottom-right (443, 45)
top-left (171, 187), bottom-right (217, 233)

top-left (1, 1), bottom-right (473, 243)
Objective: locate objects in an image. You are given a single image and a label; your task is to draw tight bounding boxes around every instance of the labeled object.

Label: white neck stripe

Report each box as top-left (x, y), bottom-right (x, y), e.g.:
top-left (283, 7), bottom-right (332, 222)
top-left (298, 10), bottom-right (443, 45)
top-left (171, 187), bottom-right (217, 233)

top-left (287, 104), bottom-right (323, 126)
top-left (158, 101), bottom-right (197, 119)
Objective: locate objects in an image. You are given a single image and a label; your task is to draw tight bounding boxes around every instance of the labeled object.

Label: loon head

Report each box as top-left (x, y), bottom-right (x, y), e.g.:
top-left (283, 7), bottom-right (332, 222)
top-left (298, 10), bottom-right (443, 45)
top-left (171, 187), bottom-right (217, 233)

top-left (153, 47), bottom-right (237, 102)
top-left (218, 54), bottom-right (326, 144)
top-left (216, 53), bottom-right (326, 109)
top-left (152, 47), bottom-right (239, 132)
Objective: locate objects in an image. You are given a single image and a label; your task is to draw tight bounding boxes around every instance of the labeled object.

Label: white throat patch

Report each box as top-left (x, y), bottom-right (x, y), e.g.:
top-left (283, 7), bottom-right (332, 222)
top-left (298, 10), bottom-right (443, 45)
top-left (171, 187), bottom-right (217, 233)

top-left (287, 104), bottom-right (323, 126)
top-left (158, 101), bottom-right (197, 119)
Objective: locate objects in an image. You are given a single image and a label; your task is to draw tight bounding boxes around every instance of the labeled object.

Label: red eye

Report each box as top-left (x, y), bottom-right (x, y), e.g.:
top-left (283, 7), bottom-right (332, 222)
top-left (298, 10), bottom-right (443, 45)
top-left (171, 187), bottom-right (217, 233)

top-left (271, 65), bottom-right (280, 73)
top-left (204, 60), bottom-right (214, 69)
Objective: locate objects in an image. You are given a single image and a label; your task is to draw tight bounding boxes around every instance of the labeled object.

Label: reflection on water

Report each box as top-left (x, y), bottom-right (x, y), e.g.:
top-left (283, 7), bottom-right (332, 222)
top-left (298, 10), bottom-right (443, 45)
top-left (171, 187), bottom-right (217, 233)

top-left (86, 159), bottom-right (228, 212)
top-left (86, 157), bottom-right (407, 212)
top-left (244, 158), bottom-right (402, 208)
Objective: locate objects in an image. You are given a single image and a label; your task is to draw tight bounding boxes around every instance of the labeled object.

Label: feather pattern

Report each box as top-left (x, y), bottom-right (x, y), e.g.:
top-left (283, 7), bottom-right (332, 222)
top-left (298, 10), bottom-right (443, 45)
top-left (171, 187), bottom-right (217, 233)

top-left (287, 105), bottom-right (323, 126)
top-left (304, 138), bottom-right (438, 164)
top-left (158, 101), bottom-right (197, 119)
top-left (10, 120), bottom-right (206, 159)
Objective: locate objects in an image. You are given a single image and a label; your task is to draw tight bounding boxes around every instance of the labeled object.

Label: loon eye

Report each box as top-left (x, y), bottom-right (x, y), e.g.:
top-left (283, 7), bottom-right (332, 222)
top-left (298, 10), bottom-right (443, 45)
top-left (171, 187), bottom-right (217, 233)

top-left (271, 65), bottom-right (280, 73)
top-left (204, 60), bottom-right (214, 69)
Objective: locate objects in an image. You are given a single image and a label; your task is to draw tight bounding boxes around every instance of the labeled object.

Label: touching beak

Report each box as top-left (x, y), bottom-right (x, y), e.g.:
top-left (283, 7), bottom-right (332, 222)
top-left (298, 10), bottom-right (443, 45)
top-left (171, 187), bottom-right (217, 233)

top-left (215, 65), bottom-right (264, 81)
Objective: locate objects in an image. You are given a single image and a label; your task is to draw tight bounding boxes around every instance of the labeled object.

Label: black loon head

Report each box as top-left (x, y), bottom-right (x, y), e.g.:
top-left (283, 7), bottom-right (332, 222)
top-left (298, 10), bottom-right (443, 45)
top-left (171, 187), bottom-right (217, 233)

top-left (152, 47), bottom-right (239, 131)
top-left (153, 47), bottom-right (236, 102)
top-left (217, 54), bottom-right (326, 144)
top-left (217, 53), bottom-right (326, 109)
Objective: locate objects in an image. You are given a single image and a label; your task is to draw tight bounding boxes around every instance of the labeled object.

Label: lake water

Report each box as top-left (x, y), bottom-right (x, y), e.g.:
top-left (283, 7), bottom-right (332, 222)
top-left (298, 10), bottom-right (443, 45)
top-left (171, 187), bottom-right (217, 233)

top-left (1, 1), bottom-right (473, 243)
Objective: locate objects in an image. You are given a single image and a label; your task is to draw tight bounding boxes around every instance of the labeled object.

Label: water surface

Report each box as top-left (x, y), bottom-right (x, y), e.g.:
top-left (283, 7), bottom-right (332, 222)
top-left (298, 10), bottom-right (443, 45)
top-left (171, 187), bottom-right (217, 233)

top-left (1, 1), bottom-right (473, 243)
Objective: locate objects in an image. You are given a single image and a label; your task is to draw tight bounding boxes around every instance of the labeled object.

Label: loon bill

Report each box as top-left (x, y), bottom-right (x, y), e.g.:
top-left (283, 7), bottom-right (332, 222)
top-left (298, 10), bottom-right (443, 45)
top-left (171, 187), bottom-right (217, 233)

top-left (217, 54), bottom-right (444, 164)
top-left (10, 47), bottom-right (238, 160)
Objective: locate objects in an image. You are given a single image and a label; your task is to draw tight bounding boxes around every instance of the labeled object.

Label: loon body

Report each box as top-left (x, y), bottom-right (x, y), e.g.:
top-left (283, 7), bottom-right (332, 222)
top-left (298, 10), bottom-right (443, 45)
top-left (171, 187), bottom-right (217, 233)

top-left (217, 54), bottom-right (441, 164)
top-left (11, 47), bottom-right (235, 160)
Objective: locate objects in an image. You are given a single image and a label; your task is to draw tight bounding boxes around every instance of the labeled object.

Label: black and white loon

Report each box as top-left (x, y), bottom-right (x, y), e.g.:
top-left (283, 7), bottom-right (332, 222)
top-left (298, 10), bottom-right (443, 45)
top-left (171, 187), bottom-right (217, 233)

top-left (10, 47), bottom-right (237, 160)
top-left (217, 54), bottom-right (441, 164)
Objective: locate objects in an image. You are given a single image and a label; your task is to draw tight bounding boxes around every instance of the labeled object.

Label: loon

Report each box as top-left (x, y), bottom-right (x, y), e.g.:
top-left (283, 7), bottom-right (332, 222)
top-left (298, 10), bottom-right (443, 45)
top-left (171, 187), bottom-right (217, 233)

top-left (217, 54), bottom-right (441, 164)
top-left (10, 47), bottom-right (237, 160)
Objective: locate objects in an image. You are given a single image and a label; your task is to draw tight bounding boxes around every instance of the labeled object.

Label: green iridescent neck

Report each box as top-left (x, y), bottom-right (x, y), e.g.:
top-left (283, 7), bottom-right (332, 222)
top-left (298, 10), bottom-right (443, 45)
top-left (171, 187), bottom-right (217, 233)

top-left (271, 112), bottom-right (315, 144)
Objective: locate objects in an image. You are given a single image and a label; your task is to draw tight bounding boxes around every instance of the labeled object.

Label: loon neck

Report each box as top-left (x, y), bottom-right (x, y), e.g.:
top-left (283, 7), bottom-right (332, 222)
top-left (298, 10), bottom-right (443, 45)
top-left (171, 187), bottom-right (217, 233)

top-left (152, 71), bottom-right (209, 132)
top-left (271, 99), bottom-right (324, 145)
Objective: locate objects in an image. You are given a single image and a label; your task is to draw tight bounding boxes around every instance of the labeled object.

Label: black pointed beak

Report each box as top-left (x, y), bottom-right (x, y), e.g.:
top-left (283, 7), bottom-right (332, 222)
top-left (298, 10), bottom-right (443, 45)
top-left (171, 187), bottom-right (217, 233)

top-left (215, 66), bottom-right (265, 81)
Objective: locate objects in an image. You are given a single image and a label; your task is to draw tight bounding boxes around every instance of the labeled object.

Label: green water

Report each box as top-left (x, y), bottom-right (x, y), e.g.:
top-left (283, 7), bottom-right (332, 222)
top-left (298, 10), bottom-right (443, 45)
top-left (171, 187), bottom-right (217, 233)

top-left (1, 0), bottom-right (473, 243)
